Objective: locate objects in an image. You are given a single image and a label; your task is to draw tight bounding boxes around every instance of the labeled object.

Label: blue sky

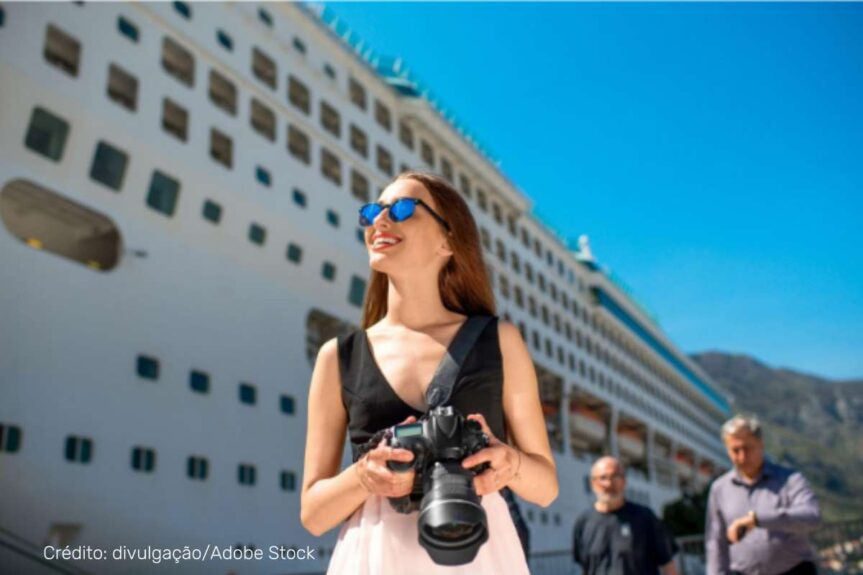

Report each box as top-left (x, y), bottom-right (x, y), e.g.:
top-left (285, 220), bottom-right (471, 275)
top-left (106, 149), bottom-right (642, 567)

top-left (325, 2), bottom-right (863, 380)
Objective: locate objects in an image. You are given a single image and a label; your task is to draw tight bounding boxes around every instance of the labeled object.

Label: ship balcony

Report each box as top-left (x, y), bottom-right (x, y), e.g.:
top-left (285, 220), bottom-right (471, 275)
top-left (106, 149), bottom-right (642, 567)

top-left (675, 451), bottom-right (696, 482)
top-left (617, 430), bottom-right (646, 461)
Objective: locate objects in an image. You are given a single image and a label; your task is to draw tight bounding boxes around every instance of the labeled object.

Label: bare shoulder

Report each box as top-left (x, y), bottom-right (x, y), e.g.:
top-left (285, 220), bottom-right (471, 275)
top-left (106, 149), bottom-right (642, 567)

top-left (497, 320), bottom-right (527, 355)
top-left (311, 337), bottom-right (341, 388)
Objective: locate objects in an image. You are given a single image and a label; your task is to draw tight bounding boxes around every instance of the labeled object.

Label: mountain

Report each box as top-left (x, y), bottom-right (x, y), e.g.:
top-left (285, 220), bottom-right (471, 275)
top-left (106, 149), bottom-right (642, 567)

top-left (690, 352), bottom-right (863, 522)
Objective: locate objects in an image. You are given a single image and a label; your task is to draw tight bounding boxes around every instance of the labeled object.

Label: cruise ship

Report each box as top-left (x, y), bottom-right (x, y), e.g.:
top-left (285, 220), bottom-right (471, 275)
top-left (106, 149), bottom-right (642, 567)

top-left (0, 2), bottom-right (732, 574)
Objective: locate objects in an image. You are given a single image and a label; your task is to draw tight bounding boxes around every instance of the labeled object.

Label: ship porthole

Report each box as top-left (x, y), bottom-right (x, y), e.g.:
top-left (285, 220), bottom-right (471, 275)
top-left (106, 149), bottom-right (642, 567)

top-left (0, 179), bottom-right (122, 272)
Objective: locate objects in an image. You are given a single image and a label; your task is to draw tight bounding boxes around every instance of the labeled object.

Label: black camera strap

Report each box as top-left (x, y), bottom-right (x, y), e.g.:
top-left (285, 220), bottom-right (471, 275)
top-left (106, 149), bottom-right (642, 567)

top-left (424, 315), bottom-right (493, 410)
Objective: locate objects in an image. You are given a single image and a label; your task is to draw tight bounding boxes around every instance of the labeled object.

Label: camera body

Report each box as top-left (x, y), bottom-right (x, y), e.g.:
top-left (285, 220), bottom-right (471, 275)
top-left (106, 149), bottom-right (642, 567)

top-left (384, 406), bottom-right (492, 565)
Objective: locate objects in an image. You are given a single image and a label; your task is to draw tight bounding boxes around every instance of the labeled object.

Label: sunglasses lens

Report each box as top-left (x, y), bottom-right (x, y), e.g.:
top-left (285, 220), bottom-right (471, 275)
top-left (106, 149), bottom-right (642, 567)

top-left (359, 204), bottom-right (382, 227)
top-left (389, 199), bottom-right (416, 222)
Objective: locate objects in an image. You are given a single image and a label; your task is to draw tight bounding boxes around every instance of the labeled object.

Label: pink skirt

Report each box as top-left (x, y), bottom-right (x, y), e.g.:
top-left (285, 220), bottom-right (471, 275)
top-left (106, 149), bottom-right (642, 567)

top-left (326, 490), bottom-right (530, 575)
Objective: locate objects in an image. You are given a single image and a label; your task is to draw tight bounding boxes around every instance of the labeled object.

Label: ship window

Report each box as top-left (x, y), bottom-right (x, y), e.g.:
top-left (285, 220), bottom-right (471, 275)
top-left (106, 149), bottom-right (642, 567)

top-left (476, 189), bottom-right (488, 212)
top-left (258, 7), bottom-right (273, 27)
top-left (286, 243), bottom-right (302, 264)
top-left (238, 464), bottom-right (257, 485)
top-left (525, 263), bottom-right (534, 283)
top-left (320, 100), bottom-right (341, 138)
top-left (0, 6), bottom-right (4, 28)
top-left (44, 25), bottom-right (80, 77)
top-left (374, 100), bottom-right (391, 132)
top-left (349, 125), bottom-right (368, 158)
top-left (399, 121), bottom-right (414, 150)
top-left (349, 77), bottom-right (367, 110)
top-left (326, 210), bottom-right (339, 228)
top-left (350, 170), bottom-right (370, 203)
top-left (323, 63), bottom-right (336, 80)
top-left (186, 456), bottom-right (208, 480)
top-left (495, 239), bottom-right (506, 263)
top-left (459, 174), bottom-right (472, 199)
top-left (507, 215), bottom-right (517, 237)
top-left (107, 64), bottom-right (138, 112)
top-left (420, 140), bottom-right (435, 167)
top-left (210, 128), bottom-right (233, 169)
top-left (288, 75), bottom-right (310, 115)
top-left (252, 47), bottom-right (276, 90)
top-left (509, 251), bottom-right (521, 274)
top-left (538, 273), bottom-right (547, 293)
top-left (25, 107), bottom-right (69, 161)
top-left (248, 223), bottom-right (266, 246)
top-left (161, 37), bottom-right (194, 87)
top-left (250, 98), bottom-right (275, 141)
top-left (216, 29), bottom-right (233, 51)
top-left (1, 180), bottom-right (121, 271)
top-left (514, 286), bottom-right (523, 308)
top-left (520, 227), bottom-right (529, 247)
top-left (239, 383), bottom-right (257, 405)
top-left (281, 470), bottom-right (297, 491)
top-left (280, 395), bottom-right (295, 415)
top-left (202, 199), bottom-right (222, 224)
top-left (137, 355), bottom-right (159, 380)
top-left (65, 436), bottom-right (93, 463)
top-left (293, 37), bottom-right (306, 54)
top-left (146, 170), bottom-right (180, 217)
top-left (292, 188), bottom-right (307, 208)
top-left (0, 424), bottom-right (22, 453)
top-left (256, 166), bottom-right (271, 187)
top-left (492, 203), bottom-right (502, 225)
top-left (117, 16), bottom-right (139, 42)
top-left (89, 141), bottom-right (129, 191)
top-left (131, 446), bottom-right (156, 472)
top-left (173, 1), bottom-right (191, 20)
top-left (479, 227), bottom-right (490, 250)
top-left (349, 276), bottom-right (366, 308)
top-left (498, 275), bottom-right (510, 300)
top-left (287, 125), bottom-right (310, 164)
top-left (376, 145), bottom-right (393, 177)
top-left (209, 70), bottom-right (237, 116)
top-left (321, 262), bottom-right (336, 282)
top-left (320, 147), bottom-right (342, 186)
top-left (161, 98), bottom-right (188, 142)
top-left (534, 238), bottom-right (542, 258)
top-left (189, 370), bottom-right (210, 393)
top-left (441, 158), bottom-right (453, 182)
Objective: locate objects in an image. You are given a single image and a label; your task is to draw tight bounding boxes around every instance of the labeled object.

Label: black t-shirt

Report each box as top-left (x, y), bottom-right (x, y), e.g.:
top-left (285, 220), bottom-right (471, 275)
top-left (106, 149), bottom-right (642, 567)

top-left (572, 501), bottom-right (676, 575)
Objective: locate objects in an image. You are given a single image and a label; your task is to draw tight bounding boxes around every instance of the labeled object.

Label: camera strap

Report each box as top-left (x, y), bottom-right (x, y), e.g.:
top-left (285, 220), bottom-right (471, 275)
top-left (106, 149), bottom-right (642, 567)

top-left (425, 315), bottom-right (493, 410)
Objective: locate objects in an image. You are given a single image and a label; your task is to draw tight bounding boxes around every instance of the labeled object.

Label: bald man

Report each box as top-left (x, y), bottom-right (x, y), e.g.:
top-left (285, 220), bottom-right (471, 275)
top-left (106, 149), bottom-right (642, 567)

top-left (573, 456), bottom-right (678, 575)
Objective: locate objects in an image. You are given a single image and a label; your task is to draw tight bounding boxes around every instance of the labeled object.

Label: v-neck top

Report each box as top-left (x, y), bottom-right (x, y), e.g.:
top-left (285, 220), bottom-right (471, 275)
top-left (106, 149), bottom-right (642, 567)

top-left (336, 316), bottom-right (506, 462)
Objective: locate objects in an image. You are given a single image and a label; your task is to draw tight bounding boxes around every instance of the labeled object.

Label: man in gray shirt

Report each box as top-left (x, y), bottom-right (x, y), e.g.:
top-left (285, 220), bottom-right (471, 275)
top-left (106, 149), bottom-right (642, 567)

top-left (706, 415), bottom-right (822, 575)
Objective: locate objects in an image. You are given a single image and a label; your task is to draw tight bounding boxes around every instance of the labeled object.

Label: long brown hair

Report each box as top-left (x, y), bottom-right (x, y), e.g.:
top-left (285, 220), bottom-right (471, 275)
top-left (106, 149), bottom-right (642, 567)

top-left (361, 171), bottom-right (496, 328)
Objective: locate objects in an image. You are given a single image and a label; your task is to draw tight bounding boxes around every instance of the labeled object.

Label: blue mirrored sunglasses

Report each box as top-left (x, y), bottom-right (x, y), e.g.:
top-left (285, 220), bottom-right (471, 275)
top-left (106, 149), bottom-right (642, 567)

top-left (358, 197), bottom-right (451, 232)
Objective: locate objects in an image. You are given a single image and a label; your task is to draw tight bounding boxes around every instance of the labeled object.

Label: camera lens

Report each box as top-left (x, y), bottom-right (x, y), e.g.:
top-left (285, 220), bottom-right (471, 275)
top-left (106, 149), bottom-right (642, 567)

top-left (417, 461), bottom-right (488, 566)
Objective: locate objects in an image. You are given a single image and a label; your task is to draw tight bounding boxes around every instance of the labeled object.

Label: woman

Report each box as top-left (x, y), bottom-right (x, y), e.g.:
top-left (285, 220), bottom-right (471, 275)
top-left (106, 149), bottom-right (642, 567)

top-left (301, 171), bottom-right (558, 574)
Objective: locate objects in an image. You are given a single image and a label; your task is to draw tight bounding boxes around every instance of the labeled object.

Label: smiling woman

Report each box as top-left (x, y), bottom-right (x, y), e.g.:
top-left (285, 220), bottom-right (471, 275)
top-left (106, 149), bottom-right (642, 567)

top-left (300, 170), bottom-right (558, 573)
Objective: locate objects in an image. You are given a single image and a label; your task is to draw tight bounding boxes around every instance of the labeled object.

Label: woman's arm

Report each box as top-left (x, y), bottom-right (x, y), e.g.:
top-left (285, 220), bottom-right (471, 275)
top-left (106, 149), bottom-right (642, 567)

top-left (462, 322), bottom-right (559, 507)
top-left (300, 338), bottom-right (417, 536)
top-left (498, 321), bottom-right (559, 507)
top-left (299, 339), bottom-right (369, 536)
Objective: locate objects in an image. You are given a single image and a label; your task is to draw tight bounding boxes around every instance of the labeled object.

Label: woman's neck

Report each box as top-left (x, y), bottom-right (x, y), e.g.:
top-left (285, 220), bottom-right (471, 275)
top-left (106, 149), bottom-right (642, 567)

top-left (381, 273), bottom-right (461, 331)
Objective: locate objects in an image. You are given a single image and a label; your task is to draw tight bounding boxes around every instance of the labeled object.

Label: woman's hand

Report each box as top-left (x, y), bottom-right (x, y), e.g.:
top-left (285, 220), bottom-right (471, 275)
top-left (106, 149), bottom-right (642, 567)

top-left (460, 413), bottom-right (522, 496)
top-left (355, 416), bottom-right (418, 498)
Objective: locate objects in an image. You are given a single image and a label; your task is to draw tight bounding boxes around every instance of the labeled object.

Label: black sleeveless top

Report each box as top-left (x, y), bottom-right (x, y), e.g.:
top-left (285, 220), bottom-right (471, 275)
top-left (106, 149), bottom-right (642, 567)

top-left (336, 316), bottom-right (507, 461)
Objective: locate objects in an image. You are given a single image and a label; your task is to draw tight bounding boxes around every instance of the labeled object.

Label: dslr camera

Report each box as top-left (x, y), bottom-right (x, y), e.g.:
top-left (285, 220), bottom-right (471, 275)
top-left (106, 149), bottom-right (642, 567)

top-left (385, 405), bottom-right (491, 565)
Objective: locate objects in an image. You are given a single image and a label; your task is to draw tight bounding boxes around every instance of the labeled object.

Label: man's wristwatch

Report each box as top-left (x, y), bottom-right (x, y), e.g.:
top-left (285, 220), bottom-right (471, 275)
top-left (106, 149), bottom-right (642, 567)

top-left (747, 510), bottom-right (758, 527)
